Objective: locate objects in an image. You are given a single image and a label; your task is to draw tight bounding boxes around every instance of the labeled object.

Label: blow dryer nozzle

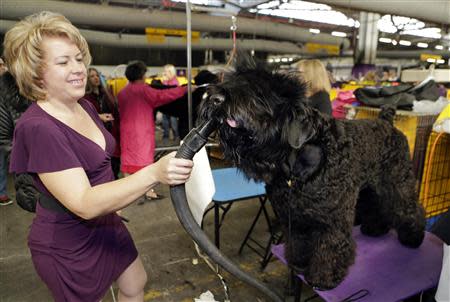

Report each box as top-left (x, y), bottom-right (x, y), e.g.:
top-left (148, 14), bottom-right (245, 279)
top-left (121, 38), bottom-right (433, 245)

top-left (176, 119), bottom-right (219, 159)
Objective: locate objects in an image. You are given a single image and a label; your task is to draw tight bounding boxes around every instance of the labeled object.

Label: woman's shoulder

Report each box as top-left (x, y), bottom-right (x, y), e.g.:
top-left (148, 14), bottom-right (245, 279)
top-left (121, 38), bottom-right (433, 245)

top-left (15, 104), bottom-right (60, 133)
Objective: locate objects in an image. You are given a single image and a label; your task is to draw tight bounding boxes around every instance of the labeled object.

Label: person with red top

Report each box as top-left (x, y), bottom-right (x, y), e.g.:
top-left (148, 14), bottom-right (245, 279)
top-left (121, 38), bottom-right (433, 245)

top-left (118, 61), bottom-right (188, 200)
top-left (5, 11), bottom-right (193, 301)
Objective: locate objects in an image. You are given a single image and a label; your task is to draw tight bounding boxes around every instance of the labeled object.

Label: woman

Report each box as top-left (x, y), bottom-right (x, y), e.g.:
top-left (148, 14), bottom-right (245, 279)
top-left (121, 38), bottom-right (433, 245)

top-left (295, 59), bottom-right (332, 115)
top-left (84, 67), bottom-right (121, 178)
top-left (118, 61), bottom-right (188, 200)
top-left (84, 67), bottom-right (115, 124)
top-left (161, 64), bottom-right (180, 141)
top-left (4, 11), bottom-right (193, 302)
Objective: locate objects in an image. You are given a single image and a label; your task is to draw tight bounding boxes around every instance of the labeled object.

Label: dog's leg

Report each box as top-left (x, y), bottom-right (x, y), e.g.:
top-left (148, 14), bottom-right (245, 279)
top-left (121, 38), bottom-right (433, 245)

top-left (285, 232), bottom-right (314, 273)
top-left (392, 184), bottom-right (426, 248)
top-left (304, 226), bottom-right (355, 290)
top-left (357, 186), bottom-right (391, 236)
top-left (384, 170), bottom-right (426, 248)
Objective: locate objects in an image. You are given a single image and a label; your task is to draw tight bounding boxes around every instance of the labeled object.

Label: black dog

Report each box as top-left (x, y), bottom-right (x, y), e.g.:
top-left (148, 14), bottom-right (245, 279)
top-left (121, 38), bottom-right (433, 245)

top-left (199, 57), bottom-right (426, 290)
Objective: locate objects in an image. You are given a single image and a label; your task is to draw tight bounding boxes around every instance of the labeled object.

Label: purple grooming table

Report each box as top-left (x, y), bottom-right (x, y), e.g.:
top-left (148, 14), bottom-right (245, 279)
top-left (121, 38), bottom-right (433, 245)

top-left (271, 227), bottom-right (443, 302)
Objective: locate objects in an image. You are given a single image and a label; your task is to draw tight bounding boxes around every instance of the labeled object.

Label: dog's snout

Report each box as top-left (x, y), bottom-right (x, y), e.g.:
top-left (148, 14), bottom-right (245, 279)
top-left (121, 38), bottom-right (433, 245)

top-left (210, 94), bottom-right (225, 106)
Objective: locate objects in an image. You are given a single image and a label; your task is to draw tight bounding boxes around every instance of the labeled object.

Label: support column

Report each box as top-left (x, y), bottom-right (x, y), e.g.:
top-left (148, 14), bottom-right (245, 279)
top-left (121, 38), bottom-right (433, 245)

top-left (353, 11), bottom-right (380, 79)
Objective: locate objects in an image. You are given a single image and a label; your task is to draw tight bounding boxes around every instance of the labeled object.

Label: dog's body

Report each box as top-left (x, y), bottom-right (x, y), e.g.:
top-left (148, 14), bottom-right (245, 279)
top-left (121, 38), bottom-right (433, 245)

top-left (199, 57), bottom-right (425, 289)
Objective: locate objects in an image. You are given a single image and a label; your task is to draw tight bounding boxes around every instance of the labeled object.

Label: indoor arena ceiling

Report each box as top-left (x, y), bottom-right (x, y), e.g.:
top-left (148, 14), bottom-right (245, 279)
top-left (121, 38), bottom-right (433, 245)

top-left (1, 0), bottom-right (449, 55)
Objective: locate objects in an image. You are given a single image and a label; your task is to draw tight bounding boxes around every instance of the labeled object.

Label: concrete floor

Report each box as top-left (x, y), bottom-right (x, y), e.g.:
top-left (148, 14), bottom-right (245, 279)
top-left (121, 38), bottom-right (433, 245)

top-left (0, 133), bottom-right (318, 302)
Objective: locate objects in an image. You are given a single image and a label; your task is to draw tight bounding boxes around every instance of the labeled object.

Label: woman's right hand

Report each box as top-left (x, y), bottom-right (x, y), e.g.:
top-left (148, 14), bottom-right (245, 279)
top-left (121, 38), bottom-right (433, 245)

top-left (152, 152), bottom-right (194, 186)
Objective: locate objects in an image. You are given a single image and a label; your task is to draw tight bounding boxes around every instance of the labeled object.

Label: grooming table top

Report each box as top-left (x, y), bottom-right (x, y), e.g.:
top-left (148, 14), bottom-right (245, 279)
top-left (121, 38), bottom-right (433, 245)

top-left (272, 227), bottom-right (443, 302)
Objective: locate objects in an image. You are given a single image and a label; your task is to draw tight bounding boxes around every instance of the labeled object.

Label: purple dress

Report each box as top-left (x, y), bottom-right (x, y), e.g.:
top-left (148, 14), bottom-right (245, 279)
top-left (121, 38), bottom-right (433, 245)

top-left (10, 100), bottom-right (138, 302)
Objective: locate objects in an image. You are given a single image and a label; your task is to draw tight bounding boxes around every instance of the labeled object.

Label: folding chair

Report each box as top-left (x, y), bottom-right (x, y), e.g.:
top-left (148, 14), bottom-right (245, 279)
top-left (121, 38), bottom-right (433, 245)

top-left (203, 167), bottom-right (269, 250)
top-left (271, 227), bottom-right (444, 302)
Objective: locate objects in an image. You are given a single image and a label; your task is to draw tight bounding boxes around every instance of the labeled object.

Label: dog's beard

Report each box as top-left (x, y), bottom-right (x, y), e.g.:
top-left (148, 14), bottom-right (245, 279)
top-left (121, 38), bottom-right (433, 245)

top-left (217, 124), bottom-right (286, 183)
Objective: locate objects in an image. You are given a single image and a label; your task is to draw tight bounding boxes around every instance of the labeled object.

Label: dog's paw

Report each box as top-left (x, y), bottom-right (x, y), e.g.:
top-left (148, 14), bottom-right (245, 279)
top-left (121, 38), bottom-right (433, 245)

top-left (304, 255), bottom-right (352, 290)
top-left (304, 273), bottom-right (342, 291)
top-left (398, 230), bottom-right (425, 248)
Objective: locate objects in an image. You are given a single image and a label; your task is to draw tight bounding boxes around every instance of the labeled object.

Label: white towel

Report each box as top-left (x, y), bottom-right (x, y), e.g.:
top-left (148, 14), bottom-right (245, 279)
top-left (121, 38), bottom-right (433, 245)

top-left (185, 147), bottom-right (215, 225)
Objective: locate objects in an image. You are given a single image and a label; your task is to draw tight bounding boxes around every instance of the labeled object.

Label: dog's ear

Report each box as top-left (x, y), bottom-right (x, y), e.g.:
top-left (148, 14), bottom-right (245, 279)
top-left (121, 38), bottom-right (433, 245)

top-left (283, 119), bottom-right (315, 149)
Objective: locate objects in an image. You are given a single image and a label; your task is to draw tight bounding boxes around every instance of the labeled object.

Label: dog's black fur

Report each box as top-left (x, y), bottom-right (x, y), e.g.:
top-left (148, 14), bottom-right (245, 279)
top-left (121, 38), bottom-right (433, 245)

top-left (199, 57), bottom-right (426, 290)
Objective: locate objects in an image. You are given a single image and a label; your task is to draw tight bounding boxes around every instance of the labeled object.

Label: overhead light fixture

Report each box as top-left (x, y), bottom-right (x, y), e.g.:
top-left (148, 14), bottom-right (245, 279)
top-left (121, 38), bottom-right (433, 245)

top-left (435, 45), bottom-right (444, 50)
top-left (379, 37), bottom-right (392, 43)
top-left (257, 0), bottom-right (280, 9)
top-left (309, 28), bottom-right (320, 34)
top-left (426, 58), bottom-right (436, 63)
top-left (436, 59), bottom-right (445, 64)
top-left (417, 42), bottom-right (428, 48)
top-left (281, 58), bottom-right (289, 62)
top-left (399, 40), bottom-right (412, 46)
top-left (268, 58), bottom-right (274, 63)
top-left (331, 31), bottom-right (346, 37)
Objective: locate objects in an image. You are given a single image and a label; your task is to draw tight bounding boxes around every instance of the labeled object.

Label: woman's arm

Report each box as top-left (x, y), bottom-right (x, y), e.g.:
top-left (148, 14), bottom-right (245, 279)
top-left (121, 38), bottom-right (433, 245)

top-left (144, 85), bottom-right (187, 107)
top-left (38, 152), bottom-right (193, 219)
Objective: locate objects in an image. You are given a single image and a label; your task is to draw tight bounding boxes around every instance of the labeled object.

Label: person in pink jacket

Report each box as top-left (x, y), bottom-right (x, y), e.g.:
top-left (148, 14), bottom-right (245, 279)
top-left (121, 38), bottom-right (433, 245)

top-left (118, 61), bottom-right (187, 199)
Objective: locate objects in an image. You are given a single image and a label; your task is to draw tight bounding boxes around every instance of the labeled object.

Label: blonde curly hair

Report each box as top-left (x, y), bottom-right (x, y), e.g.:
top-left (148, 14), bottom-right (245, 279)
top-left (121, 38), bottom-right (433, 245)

top-left (3, 11), bottom-right (91, 101)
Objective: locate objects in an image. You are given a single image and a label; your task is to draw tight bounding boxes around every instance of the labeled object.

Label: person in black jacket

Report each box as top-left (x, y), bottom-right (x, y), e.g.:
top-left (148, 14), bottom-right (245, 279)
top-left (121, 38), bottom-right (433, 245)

top-left (0, 58), bottom-right (13, 205)
top-left (295, 59), bottom-right (332, 115)
top-left (0, 69), bottom-right (38, 210)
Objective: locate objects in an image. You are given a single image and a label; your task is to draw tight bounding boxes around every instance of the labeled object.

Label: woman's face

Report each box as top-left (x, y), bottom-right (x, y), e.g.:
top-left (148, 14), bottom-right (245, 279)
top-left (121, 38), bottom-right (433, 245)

top-left (88, 69), bottom-right (100, 87)
top-left (41, 36), bottom-right (87, 103)
top-left (162, 68), bottom-right (174, 81)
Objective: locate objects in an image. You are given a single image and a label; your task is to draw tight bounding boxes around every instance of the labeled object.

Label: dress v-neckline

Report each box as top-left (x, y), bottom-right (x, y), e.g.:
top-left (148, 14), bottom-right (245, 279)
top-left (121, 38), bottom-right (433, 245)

top-left (35, 101), bottom-right (107, 152)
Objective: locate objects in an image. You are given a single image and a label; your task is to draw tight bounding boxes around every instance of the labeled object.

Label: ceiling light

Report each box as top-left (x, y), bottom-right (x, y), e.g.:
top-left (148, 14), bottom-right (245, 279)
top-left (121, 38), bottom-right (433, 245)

top-left (379, 37), bottom-right (392, 43)
top-left (402, 27), bottom-right (442, 39)
top-left (399, 40), bottom-right (411, 46)
top-left (257, 1), bottom-right (358, 28)
top-left (426, 58), bottom-right (436, 63)
top-left (417, 42), bottom-right (428, 48)
top-left (281, 58), bottom-right (289, 62)
top-left (435, 45), bottom-right (444, 50)
top-left (309, 28), bottom-right (320, 34)
top-left (331, 31), bottom-right (346, 37)
top-left (436, 59), bottom-right (445, 64)
top-left (257, 0), bottom-right (280, 9)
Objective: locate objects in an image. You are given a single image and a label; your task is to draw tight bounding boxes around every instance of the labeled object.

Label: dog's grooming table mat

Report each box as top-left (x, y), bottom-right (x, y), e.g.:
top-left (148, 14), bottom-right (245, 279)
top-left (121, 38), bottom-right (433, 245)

top-left (272, 228), bottom-right (443, 301)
